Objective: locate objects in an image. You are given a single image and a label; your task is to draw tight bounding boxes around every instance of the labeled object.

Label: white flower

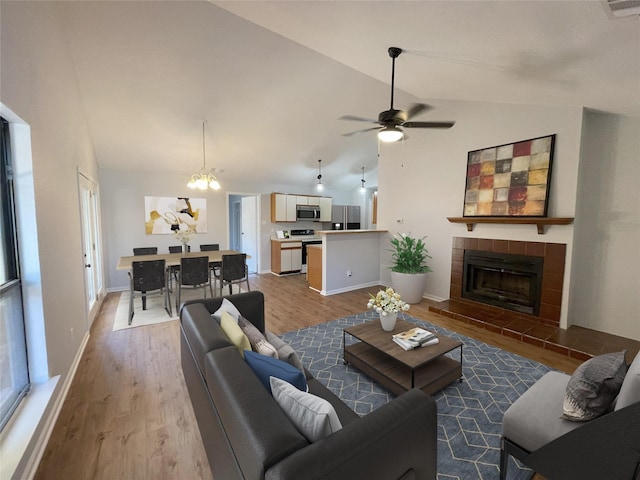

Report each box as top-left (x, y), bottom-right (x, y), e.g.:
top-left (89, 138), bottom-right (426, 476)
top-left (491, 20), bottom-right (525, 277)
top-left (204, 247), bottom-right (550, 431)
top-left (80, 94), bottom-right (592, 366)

top-left (173, 225), bottom-right (195, 244)
top-left (366, 287), bottom-right (409, 314)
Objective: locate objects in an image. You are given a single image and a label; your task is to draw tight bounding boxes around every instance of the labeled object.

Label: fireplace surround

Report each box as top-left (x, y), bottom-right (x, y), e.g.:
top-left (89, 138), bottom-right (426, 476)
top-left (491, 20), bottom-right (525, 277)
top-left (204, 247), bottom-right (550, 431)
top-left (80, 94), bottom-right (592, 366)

top-left (462, 250), bottom-right (544, 316)
top-left (450, 237), bottom-right (566, 326)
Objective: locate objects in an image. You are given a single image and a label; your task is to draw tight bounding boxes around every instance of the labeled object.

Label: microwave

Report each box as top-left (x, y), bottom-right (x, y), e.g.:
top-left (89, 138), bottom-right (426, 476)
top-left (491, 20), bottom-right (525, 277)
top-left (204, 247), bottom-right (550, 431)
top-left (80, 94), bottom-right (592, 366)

top-left (296, 205), bottom-right (321, 220)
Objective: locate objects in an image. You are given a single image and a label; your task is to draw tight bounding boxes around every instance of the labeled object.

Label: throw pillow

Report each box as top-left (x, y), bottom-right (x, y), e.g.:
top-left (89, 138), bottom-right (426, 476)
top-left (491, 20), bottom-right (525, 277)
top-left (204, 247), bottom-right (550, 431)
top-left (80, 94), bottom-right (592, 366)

top-left (265, 330), bottom-right (305, 372)
top-left (212, 298), bottom-right (241, 324)
top-left (270, 376), bottom-right (342, 442)
top-left (244, 350), bottom-right (307, 394)
top-left (562, 350), bottom-right (628, 421)
top-left (220, 310), bottom-right (251, 357)
top-left (238, 315), bottom-right (278, 358)
top-left (614, 352), bottom-right (640, 411)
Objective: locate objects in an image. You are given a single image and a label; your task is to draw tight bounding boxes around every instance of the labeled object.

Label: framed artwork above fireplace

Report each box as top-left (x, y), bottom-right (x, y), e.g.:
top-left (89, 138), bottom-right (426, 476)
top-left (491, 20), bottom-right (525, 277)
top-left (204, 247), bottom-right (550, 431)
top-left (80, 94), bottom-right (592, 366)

top-left (463, 134), bottom-right (556, 217)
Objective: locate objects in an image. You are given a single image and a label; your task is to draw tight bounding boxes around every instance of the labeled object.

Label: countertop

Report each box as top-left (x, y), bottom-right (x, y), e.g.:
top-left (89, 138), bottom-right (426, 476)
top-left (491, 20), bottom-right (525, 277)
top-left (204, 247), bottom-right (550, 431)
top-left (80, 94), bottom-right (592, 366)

top-left (317, 229), bottom-right (387, 235)
top-left (270, 236), bottom-right (322, 242)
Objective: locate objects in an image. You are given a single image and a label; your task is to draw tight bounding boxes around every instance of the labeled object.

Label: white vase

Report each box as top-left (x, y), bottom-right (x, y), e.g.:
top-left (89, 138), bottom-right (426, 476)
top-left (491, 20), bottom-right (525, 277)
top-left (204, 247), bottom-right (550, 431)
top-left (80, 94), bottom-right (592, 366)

top-left (182, 244), bottom-right (189, 254)
top-left (379, 311), bottom-right (398, 331)
top-left (391, 271), bottom-right (428, 304)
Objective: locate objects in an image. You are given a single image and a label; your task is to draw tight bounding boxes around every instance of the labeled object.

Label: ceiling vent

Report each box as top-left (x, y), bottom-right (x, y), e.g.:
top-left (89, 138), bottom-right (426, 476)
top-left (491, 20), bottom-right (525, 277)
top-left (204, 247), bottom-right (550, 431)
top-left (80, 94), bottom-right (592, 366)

top-left (604, 0), bottom-right (640, 17)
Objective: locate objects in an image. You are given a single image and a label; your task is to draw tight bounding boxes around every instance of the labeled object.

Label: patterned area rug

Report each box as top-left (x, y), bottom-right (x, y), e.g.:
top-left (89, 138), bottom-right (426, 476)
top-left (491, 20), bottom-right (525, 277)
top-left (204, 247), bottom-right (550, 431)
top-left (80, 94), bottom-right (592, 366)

top-left (279, 311), bottom-right (551, 480)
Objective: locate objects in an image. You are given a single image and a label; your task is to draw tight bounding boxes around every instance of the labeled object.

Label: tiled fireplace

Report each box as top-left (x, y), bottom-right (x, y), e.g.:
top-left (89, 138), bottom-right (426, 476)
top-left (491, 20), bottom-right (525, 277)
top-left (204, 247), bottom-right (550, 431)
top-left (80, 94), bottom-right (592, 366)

top-left (450, 237), bottom-right (566, 325)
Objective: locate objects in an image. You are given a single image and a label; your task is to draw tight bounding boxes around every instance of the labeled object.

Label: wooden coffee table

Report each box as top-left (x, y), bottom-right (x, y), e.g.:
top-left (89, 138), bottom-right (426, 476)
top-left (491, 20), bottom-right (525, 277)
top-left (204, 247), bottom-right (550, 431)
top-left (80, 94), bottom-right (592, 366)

top-left (343, 318), bottom-right (463, 396)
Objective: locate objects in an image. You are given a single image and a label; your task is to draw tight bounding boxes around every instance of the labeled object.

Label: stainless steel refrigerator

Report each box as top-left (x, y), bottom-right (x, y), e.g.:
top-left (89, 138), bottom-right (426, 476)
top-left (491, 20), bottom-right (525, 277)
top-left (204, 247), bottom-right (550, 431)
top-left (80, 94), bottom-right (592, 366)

top-left (331, 205), bottom-right (361, 230)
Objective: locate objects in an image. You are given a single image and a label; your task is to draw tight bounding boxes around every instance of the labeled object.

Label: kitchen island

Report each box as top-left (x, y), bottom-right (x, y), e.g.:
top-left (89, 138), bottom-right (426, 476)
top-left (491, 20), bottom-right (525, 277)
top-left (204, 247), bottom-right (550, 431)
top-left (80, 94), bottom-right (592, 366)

top-left (311, 229), bottom-right (388, 295)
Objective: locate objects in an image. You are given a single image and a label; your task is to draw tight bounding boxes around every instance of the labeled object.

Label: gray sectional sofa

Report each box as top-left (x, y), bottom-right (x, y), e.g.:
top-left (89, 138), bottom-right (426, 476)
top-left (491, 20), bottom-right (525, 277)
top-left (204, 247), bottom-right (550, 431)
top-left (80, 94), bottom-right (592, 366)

top-left (179, 291), bottom-right (438, 480)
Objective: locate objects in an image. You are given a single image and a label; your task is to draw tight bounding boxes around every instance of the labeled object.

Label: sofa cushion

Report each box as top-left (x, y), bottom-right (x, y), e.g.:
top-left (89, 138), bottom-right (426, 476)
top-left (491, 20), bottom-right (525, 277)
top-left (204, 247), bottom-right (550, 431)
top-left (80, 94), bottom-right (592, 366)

top-left (238, 316), bottom-right (278, 358)
top-left (220, 311), bottom-right (251, 357)
top-left (265, 330), bottom-right (305, 372)
top-left (245, 350), bottom-right (307, 394)
top-left (270, 377), bottom-right (342, 442)
top-left (615, 351), bottom-right (640, 411)
top-left (503, 371), bottom-right (581, 452)
top-left (562, 350), bottom-right (627, 421)
top-left (212, 298), bottom-right (242, 323)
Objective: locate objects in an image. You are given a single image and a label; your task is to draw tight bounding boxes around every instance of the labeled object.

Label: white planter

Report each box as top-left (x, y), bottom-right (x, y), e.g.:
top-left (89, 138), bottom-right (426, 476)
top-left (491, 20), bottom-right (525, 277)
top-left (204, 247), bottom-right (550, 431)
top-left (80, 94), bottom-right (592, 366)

top-left (391, 271), bottom-right (428, 304)
top-left (379, 311), bottom-right (397, 331)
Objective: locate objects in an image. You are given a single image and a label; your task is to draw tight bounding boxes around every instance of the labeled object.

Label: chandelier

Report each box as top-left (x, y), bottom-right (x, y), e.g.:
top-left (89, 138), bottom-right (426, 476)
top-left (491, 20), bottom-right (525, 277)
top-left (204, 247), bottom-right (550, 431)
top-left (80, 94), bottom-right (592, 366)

top-left (187, 121), bottom-right (221, 190)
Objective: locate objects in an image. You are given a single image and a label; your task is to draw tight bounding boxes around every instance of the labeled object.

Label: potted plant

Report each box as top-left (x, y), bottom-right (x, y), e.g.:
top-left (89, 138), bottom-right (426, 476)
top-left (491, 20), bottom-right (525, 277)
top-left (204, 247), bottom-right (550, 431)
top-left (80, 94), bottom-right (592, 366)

top-left (389, 233), bottom-right (433, 304)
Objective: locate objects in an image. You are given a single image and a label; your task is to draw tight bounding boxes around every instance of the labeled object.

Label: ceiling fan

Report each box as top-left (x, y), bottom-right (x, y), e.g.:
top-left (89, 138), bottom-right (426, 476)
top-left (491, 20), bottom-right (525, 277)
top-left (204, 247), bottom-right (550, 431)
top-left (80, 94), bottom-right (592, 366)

top-left (340, 47), bottom-right (455, 142)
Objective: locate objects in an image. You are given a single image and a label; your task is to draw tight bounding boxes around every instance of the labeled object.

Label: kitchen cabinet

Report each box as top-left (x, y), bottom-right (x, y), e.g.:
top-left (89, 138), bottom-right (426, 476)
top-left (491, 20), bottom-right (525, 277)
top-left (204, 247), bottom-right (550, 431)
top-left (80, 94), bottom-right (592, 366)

top-left (307, 244), bottom-right (322, 291)
top-left (271, 193), bottom-right (297, 222)
top-left (319, 197), bottom-right (332, 222)
top-left (271, 239), bottom-right (302, 274)
top-left (270, 193), bottom-right (332, 223)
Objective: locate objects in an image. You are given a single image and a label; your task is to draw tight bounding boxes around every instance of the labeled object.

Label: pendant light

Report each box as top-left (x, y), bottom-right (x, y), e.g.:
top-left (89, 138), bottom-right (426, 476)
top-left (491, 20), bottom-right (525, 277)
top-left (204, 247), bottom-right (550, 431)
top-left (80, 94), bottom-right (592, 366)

top-left (187, 121), bottom-right (221, 190)
top-left (316, 159), bottom-right (324, 192)
top-left (360, 166), bottom-right (366, 193)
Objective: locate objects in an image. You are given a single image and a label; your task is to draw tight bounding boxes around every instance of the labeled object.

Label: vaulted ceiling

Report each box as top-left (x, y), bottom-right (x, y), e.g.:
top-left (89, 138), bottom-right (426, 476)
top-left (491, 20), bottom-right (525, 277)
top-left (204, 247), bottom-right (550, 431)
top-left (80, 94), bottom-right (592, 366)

top-left (57, 1), bottom-right (639, 192)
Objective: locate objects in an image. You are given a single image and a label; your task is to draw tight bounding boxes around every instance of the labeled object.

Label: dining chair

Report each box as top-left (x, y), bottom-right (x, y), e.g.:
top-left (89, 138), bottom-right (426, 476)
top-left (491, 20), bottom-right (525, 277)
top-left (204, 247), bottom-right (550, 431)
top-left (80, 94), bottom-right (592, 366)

top-left (176, 256), bottom-right (213, 310)
top-left (128, 259), bottom-right (171, 325)
top-left (200, 244), bottom-right (221, 292)
top-left (167, 245), bottom-right (190, 290)
top-left (133, 247), bottom-right (158, 256)
top-left (216, 253), bottom-right (250, 296)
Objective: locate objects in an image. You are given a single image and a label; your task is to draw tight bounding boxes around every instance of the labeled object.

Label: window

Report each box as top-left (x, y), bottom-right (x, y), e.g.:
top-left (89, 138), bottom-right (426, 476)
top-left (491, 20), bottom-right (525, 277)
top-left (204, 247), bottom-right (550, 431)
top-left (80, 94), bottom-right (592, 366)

top-left (0, 116), bottom-right (29, 431)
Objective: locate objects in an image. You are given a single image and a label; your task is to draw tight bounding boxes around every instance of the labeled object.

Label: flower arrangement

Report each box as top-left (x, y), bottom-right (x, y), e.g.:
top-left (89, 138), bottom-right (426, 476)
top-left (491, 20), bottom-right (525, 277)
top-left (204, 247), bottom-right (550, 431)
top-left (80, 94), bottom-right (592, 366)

top-left (173, 225), bottom-right (195, 245)
top-left (390, 233), bottom-right (433, 274)
top-left (367, 287), bottom-right (410, 316)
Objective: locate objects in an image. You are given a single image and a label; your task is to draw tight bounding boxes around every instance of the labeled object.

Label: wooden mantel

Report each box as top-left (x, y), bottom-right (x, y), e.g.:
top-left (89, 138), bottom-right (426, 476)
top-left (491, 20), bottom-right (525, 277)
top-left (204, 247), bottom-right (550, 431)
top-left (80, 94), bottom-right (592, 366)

top-left (447, 217), bottom-right (574, 235)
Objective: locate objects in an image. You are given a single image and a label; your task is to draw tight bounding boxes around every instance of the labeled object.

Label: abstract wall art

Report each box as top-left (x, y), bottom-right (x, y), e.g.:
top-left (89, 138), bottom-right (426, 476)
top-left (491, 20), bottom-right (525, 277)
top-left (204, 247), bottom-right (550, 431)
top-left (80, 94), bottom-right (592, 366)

top-left (144, 196), bottom-right (207, 234)
top-left (463, 134), bottom-right (555, 217)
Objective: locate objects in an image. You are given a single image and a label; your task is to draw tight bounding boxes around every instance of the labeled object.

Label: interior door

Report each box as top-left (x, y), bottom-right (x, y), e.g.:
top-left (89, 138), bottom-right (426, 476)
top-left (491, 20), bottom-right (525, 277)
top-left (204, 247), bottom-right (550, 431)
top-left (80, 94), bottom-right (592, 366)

top-left (78, 172), bottom-right (103, 326)
top-left (240, 196), bottom-right (258, 274)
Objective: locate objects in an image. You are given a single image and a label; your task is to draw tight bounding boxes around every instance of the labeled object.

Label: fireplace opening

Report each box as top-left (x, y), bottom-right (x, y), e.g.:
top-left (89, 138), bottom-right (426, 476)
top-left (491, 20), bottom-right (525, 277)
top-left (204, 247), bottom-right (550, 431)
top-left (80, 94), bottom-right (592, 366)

top-left (462, 250), bottom-right (544, 315)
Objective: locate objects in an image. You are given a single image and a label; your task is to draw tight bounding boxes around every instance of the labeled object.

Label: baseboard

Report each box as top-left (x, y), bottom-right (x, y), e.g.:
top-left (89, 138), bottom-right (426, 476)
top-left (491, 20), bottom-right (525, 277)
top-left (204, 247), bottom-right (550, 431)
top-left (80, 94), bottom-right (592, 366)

top-left (324, 280), bottom-right (381, 296)
top-left (17, 330), bottom-right (90, 479)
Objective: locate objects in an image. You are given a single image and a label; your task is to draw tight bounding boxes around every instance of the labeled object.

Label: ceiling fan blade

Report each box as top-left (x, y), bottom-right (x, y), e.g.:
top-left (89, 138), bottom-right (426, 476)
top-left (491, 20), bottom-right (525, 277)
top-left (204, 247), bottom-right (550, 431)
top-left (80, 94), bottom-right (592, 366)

top-left (405, 103), bottom-right (433, 120)
top-left (341, 126), bottom-right (380, 137)
top-left (403, 121), bottom-right (455, 129)
top-left (339, 115), bottom-right (378, 123)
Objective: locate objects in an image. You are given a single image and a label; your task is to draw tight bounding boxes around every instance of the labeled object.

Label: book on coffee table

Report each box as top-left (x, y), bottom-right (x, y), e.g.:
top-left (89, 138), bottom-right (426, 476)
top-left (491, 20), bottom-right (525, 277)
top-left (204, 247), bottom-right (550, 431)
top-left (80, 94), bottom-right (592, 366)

top-left (392, 327), bottom-right (438, 351)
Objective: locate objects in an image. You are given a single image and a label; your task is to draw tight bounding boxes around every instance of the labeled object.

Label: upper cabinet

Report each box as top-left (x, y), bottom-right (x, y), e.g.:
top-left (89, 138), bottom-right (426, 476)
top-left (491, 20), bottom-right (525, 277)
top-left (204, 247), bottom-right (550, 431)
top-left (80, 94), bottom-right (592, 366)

top-left (318, 197), bottom-right (332, 222)
top-left (270, 193), bottom-right (332, 223)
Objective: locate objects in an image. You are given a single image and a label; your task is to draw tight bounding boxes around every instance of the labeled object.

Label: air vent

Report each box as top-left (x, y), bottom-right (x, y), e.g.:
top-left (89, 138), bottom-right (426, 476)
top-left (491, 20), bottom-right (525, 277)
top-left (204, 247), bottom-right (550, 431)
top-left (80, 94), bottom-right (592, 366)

top-left (604, 0), bottom-right (640, 17)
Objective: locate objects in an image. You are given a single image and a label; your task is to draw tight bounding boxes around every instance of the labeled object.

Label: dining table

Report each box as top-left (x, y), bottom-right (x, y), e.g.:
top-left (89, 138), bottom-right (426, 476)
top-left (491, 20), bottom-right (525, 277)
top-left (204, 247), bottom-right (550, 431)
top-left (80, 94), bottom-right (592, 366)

top-left (116, 249), bottom-right (249, 270)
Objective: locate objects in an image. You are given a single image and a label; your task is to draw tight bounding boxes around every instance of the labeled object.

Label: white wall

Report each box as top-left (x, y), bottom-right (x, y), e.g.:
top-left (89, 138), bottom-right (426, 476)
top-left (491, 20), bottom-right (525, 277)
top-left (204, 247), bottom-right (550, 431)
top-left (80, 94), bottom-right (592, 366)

top-left (569, 111), bottom-right (640, 340)
top-left (377, 99), bottom-right (584, 328)
top-left (1, 1), bottom-right (97, 386)
top-left (1, 2), bottom-right (99, 476)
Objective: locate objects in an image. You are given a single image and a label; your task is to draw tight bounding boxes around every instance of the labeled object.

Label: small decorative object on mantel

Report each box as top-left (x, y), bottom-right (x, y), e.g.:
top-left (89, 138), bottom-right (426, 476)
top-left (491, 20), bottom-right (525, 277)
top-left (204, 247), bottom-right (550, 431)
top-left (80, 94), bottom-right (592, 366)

top-left (463, 134), bottom-right (556, 218)
top-left (367, 287), bottom-right (409, 331)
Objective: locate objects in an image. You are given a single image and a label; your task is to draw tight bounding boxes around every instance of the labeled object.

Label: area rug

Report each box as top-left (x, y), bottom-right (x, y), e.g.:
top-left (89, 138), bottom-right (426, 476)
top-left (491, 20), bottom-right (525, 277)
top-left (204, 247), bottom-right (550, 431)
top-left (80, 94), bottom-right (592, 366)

top-left (279, 311), bottom-right (551, 480)
top-left (113, 286), bottom-right (245, 331)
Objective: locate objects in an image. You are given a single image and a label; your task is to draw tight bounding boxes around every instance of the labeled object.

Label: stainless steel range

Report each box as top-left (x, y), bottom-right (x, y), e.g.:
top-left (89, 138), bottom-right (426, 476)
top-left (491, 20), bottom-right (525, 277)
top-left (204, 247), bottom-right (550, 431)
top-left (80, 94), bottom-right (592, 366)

top-left (290, 229), bottom-right (322, 273)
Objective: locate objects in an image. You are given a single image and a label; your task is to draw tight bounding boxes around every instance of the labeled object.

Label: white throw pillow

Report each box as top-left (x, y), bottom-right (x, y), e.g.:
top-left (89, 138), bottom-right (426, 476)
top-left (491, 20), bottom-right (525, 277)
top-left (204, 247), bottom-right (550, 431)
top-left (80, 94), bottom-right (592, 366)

top-left (212, 298), bottom-right (241, 323)
top-left (270, 376), bottom-right (342, 442)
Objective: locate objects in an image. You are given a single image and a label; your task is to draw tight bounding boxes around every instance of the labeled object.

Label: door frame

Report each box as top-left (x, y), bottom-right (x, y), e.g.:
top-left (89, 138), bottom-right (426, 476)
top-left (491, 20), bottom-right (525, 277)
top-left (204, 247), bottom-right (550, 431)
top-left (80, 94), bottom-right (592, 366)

top-left (226, 192), bottom-right (260, 274)
top-left (77, 170), bottom-right (104, 327)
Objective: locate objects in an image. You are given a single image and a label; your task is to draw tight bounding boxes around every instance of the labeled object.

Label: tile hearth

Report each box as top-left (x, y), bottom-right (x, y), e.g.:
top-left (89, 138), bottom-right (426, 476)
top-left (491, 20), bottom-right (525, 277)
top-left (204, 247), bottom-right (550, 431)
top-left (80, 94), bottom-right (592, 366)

top-left (429, 299), bottom-right (639, 362)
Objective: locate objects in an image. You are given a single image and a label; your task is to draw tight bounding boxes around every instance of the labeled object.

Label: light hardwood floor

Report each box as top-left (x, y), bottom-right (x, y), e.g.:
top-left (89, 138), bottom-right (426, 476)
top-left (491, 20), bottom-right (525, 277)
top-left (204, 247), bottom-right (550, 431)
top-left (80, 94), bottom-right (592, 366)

top-left (35, 273), bottom-right (583, 479)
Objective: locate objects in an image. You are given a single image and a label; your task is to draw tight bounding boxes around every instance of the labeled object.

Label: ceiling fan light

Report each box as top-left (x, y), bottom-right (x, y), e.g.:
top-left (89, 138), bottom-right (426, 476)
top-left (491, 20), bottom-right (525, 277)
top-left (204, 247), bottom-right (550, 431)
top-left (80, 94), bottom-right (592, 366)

top-left (378, 126), bottom-right (403, 142)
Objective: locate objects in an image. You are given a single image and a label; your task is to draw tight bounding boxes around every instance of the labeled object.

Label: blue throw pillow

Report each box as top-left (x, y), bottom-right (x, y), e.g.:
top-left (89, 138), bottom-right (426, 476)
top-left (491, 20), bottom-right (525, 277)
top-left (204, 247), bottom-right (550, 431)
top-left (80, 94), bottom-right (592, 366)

top-left (245, 350), bottom-right (307, 394)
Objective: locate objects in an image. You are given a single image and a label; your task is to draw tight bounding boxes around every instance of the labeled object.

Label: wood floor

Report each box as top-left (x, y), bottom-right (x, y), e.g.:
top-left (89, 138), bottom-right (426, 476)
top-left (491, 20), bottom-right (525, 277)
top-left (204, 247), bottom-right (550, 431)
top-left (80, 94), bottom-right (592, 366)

top-left (35, 273), bottom-right (599, 479)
